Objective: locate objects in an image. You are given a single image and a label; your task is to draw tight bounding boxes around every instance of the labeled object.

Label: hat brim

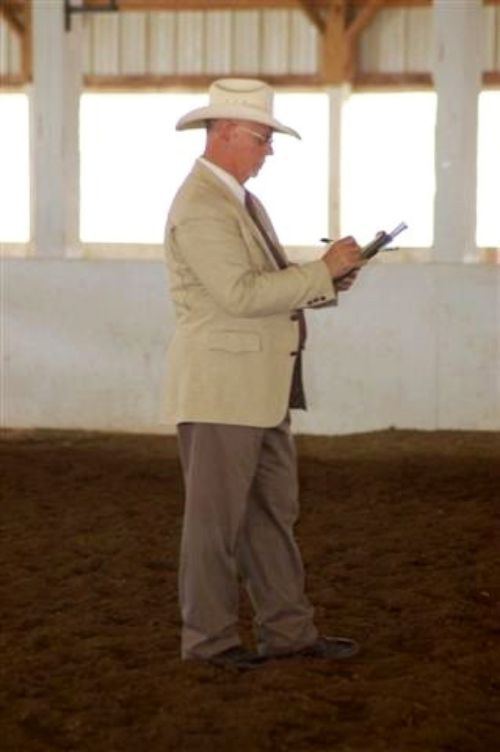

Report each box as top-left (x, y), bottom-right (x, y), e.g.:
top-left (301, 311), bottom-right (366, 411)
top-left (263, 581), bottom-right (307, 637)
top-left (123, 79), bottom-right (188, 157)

top-left (176, 103), bottom-right (301, 139)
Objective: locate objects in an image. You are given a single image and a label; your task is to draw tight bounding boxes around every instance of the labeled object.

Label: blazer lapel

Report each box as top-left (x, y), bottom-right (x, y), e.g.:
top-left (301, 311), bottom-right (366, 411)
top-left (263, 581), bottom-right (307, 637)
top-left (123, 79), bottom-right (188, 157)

top-left (192, 161), bottom-right (284, 271)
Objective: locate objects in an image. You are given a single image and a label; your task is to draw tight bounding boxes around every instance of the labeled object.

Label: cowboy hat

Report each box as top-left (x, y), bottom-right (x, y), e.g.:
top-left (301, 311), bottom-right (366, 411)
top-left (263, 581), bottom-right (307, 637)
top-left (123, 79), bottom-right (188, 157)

top-left (176, 78), bottom-right (300, 139)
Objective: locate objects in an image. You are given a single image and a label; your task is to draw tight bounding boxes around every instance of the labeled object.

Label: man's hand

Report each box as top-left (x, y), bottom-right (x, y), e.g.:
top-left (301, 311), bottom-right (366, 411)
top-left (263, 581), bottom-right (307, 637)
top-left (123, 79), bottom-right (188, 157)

top-left (335, 268), bottom-right (359, 292)
top-left (322, 236), bottom-right (364, 281)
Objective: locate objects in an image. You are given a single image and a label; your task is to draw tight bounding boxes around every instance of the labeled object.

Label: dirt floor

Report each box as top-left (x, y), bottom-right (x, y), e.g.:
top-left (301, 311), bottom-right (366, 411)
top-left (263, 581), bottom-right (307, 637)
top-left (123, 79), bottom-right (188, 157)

top-left (0, 428), bottom-right (499, 752)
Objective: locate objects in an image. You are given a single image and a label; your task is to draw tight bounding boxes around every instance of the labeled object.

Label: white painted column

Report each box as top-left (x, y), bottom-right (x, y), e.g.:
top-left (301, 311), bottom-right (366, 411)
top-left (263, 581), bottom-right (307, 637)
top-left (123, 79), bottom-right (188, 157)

top-left (31, 0), bottom-right (82, 257)
top-left (433, 0), bottom-right (482, 261)
top-left (327, 84), bottom-right (350, 241)
top-left (432, 0), bottom-right (494, 429)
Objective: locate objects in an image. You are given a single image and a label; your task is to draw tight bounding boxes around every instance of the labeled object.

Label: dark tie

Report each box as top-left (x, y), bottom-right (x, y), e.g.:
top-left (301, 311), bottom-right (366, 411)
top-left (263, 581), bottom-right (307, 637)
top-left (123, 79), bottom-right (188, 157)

top-left (244, 189), bottom-right (307, 409)
top-left (244, 190), bottom-right (288, 271)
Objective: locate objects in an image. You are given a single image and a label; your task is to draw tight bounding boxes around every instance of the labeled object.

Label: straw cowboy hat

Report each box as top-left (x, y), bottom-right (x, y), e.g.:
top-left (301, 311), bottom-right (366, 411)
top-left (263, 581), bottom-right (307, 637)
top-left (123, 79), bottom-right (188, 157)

top-left (176, 78), bottom-right (301, 139)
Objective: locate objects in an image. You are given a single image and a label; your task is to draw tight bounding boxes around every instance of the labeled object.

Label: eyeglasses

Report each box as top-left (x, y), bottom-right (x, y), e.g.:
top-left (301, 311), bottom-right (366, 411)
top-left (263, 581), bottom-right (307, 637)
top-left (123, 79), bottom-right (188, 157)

top-left (237, 125), bottom-right (274, 147)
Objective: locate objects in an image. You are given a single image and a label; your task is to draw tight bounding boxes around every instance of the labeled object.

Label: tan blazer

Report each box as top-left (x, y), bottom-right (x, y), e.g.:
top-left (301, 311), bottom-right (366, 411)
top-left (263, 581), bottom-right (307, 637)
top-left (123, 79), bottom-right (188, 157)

top-left (163, 160), bottom-right (336, 427)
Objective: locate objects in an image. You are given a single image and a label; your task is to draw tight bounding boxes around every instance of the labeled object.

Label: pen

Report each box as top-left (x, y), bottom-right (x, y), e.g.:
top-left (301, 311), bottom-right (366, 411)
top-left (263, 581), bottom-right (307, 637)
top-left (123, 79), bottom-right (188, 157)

top-left (321, 238), bottom-right (400, 252)
top-left (321, 223), bottom-right (408, 258)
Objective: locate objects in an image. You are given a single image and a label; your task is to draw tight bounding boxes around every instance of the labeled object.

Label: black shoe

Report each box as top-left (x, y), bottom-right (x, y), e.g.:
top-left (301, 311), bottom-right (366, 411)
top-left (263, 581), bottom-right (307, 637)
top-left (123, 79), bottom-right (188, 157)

top-left (267, 636), bottom-right (359, 661)
top-left (206, 646), bottom-right (268, 671)
top-left (293, 636), bottom-right (359, 660)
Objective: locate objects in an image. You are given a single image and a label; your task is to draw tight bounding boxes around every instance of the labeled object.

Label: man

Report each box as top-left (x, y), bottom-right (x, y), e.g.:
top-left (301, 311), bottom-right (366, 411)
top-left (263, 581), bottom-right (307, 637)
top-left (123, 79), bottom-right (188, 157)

top-left (164, 78), bottom-right (364, 670)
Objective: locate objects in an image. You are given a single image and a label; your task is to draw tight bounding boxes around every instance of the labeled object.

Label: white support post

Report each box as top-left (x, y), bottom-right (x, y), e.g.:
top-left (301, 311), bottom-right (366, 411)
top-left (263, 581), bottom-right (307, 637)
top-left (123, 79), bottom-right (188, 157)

top-left (31, 0), bottom-right (82, 257)
top-left (433, 0), bottom-right (482, 262)
top-left (432, 0), bottom-right (495, 430)
top-left (327, 84), bottom-right (350, 241)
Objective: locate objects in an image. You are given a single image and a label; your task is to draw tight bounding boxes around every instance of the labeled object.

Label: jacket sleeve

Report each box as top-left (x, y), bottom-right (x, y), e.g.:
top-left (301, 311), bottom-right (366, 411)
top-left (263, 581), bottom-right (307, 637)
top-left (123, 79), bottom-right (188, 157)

top-left (167, 213), bottom-right (336, 319)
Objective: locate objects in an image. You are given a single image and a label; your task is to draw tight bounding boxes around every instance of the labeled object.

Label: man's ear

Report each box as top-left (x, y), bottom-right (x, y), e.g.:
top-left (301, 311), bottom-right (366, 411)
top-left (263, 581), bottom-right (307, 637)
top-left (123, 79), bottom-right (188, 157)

top-left (220, 120), bottom-right (236, 143)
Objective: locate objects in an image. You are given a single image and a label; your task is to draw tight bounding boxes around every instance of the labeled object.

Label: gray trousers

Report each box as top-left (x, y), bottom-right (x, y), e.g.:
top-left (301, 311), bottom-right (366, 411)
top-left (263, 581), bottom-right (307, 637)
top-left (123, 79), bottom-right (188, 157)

top-left (176, 416), bottom-right (318, 659)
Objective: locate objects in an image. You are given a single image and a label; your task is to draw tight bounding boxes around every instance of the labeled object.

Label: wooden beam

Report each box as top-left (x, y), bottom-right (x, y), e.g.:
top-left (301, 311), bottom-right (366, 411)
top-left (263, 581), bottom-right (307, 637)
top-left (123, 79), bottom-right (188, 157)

top-left (82, 0), bottom-right (500, 8)
top-left (83, 73), bottom-right (324, 88)
top-left (0, 2), bottom-right (25, 35)
top-left (484, 71), bottom-right (500, 86)
top-left (88, 0), bottom-right (328, 9)
top-left (352, 0), bottom-right (427, 6)
top-left (320, 0), bottom-right (347, 85)
top-left (345, 0), bottom-right (383, 80)
top-left (3, 0), bottom-right (499, 92)
top-left (347, 0), bottom-right (382, 38)
top-left (80, 70), bottom-right (500, 91)
top-left (354, 71), bottom-right (500, 89)
top-left (0, 74), bottom-right (27, 87)
top-left (348, 0), bottom-right (500, 5)
top-left (21, 0), bottom-right (31, 80)
top-left (112, 0), bottom-right (490, 8)
top-left (4, 0), bottom-right (500, 10)
top-left (90, 0), bottom-right (417, 8)
top-left (354, 71), bottom-right (433, 88)
top-left (297, 0), bottom-right (326, 31)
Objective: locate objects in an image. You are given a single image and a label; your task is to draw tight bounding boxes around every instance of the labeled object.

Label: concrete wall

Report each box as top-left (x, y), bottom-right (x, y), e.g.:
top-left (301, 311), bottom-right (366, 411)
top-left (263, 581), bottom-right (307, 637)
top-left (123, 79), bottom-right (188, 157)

top-left (2, 1), bottom-right (497, 436)
top-left (3, 257), bottom-right (499, 434)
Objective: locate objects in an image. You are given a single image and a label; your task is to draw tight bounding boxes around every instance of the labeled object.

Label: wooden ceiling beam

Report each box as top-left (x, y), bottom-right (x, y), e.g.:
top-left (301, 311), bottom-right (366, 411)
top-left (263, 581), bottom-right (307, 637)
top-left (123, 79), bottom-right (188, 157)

top-left (3, 0), bottom-right (500, 11)
top-left (3, 0), bottom-right (500, 91)
top-left (80, 70), bottom-right (500, 91)
top-left (86, 0), bottom-right (328, 9)
top-left (297, 1), bottom-right (326, 32)
top-left (83, 0), bottom-right (500, 8)
top-left (0, 0), bottom-right (32, 79)
top-left (345, 0), bottom-right (383, 80)
top-left (320, 0), bottom-right (346, 85)
top-left (0, 1), bottom-right (25, 35)
top-left (21, 0), bottom-right (31, 79)
top-left (349, 0), bottom-right (500, 5)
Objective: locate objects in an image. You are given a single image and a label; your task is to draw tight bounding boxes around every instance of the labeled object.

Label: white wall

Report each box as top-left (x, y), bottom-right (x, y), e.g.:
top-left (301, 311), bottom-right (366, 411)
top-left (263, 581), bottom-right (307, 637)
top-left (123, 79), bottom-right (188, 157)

top-left (3, 258), bottom-right (499, 434)
top-left (3, 0), bottom-right (496, 436)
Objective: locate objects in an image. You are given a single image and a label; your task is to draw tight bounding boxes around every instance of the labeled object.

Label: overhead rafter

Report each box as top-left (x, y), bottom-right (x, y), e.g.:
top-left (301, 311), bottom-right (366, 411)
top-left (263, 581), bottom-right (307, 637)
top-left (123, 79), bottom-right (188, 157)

top-left (297, 0), bottom-right (326, 32)
top-left (314, 0), bottom-right (386, 85)
top-left (344, 0), bottom-right (384, 80)
top-left (2, 0), bottom-right (500, 13)
top-left (2, 0), bottom-right (500, 90)
top-left (320, 1), bottom-right (346, 84)
top-left (81, 0), bottom-right (500, 7)
top-left (0, 0), bottom-right (25, 35)
top-left (86, 0), bottom-right (330, 8)
top-left (21, 0), bottom-right (31, 78)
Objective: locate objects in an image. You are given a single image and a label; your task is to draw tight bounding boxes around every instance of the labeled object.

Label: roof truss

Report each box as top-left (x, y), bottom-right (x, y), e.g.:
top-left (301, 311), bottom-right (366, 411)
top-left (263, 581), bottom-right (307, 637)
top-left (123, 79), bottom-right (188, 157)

top-left (1, 0), bottom-right (500, 88)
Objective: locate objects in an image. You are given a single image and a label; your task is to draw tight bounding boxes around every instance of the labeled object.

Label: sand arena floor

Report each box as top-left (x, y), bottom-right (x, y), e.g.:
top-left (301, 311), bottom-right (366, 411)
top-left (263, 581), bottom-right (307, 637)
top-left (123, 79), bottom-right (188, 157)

top-left (1, 428), bottom-right (499, 752)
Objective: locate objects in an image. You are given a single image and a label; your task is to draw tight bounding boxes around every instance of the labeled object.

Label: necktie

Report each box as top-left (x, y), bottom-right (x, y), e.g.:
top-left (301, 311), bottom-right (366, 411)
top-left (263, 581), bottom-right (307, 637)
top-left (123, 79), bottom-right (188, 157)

top-left (244, 189), bottom-right (307, 409)
top-left (244, 190), bottom-right (288, 270)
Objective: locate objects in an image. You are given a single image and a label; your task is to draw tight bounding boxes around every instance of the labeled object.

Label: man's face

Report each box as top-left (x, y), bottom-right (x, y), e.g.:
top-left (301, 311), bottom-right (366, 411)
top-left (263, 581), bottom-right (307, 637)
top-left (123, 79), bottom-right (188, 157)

top-left (229, 121), bottom-right (274, 181)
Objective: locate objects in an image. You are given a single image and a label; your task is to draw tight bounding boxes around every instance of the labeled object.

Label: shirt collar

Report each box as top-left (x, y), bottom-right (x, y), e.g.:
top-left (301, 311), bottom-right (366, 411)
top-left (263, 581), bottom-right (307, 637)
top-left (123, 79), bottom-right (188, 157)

top-left (198, 157), bottom-right (245, 204)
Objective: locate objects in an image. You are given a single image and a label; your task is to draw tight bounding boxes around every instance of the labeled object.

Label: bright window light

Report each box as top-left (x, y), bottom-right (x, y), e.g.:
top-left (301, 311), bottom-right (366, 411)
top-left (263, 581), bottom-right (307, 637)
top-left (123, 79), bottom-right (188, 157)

top-left (250, 93), bottom-right (329, 245)
top-left (80, 92), bottom-right (329, 246)
top-left (80, 93), bottom-right (205, 243)
top-left (477, 92), bottom-right (500, 248)
top-left (341, 92), bottom-right (437, 247)
top-left (0, 94), bottom-right (30, 243)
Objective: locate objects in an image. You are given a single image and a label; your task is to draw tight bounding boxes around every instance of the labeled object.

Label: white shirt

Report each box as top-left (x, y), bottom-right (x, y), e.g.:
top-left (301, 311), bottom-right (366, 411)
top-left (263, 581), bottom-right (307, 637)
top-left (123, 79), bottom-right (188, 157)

top-left (198, 157), bottom-right (245, 205)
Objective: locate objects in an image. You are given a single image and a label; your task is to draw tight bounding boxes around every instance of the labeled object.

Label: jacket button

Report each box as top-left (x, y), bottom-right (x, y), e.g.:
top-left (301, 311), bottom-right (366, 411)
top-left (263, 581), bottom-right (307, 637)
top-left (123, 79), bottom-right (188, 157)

top-left (290, 313), bottom-right (299, 321)
top-left (290, 351), bottom-right (297, 356)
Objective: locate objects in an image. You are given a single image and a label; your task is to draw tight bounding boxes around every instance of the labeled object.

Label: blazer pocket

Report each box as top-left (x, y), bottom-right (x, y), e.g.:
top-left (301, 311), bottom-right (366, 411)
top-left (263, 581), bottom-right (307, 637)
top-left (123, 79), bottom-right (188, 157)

top-left (205, 331), bottom-right (261, 353)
